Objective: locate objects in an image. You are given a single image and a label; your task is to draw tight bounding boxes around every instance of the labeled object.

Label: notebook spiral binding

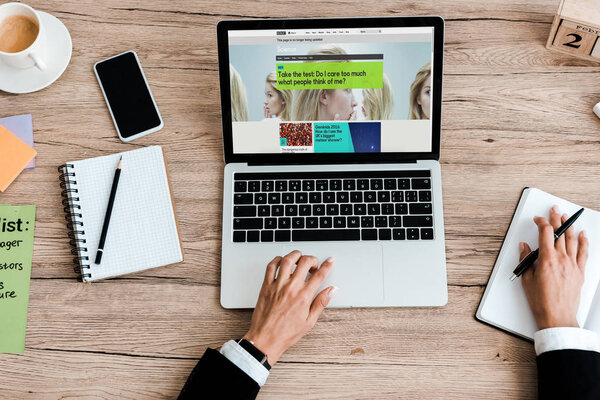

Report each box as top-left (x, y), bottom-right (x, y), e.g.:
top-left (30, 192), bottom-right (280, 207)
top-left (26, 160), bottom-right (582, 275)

top-left (58, 164), bottom-right (91, 281)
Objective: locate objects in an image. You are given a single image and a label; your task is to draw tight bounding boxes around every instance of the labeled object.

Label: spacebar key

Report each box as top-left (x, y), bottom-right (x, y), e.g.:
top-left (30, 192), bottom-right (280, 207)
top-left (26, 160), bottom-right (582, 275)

top-left (293, 229), bottom-right (360, 241)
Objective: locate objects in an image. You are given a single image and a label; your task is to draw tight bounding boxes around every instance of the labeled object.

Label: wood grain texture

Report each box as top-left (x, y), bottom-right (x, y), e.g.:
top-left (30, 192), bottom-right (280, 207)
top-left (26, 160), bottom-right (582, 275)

top-left (1, 0), bottom-right (600, 398)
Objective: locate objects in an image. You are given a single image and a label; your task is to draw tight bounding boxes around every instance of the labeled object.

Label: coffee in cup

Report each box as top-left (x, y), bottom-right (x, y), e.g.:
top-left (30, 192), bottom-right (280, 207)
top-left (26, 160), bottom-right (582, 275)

top-left (0, 14), bottom-right (39, 53)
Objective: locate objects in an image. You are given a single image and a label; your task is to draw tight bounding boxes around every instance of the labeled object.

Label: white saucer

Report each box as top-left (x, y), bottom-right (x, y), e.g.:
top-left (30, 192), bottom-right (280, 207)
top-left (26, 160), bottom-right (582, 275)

top-left (0, 11), bottom-right (72, 94)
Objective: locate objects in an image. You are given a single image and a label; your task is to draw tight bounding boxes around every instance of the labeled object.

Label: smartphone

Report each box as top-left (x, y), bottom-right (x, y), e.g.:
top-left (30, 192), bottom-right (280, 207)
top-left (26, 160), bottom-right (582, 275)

top-left (94, 51), bottom-right (163, 142)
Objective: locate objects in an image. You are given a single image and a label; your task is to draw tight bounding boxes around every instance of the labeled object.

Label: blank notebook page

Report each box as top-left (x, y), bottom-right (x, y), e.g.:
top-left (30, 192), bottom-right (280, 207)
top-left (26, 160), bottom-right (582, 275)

top-left (477, 188), bottom-right (600, 340)
top-left (71, 146), bottom-right (182, 281)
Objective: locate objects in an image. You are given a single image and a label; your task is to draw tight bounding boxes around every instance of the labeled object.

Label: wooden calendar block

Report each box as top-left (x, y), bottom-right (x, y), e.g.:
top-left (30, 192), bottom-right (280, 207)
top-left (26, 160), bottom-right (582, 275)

top-left (547, 0), bottom-right (600, 62)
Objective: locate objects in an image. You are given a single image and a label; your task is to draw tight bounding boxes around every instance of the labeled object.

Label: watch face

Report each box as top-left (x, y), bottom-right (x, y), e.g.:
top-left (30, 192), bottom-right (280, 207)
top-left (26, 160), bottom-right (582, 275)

top-left (239, 339), bottom-right (271, 370)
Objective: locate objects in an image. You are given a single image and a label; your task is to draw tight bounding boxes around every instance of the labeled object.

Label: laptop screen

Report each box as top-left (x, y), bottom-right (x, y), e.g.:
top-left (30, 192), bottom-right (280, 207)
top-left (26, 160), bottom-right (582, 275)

top-left (227, 25), bottom-right (434, 155)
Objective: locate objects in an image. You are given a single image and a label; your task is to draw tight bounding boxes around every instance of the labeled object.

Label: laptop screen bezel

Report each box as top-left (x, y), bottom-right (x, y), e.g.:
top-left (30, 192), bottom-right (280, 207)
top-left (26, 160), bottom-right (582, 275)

top-left (217, 16), bottom-right (444, 164)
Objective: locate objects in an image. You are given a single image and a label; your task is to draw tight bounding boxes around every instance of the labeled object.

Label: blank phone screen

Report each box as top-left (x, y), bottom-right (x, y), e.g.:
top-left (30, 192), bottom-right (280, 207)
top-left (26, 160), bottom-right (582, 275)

top-left (95, 52), bottom-right (161, 138)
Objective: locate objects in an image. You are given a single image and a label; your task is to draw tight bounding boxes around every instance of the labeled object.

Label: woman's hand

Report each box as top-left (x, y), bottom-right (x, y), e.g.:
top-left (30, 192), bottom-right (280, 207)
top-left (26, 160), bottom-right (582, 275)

top-left (520, 205), bottom-right (589, 330)
top-left (243, 250), bottom-right (337, 365)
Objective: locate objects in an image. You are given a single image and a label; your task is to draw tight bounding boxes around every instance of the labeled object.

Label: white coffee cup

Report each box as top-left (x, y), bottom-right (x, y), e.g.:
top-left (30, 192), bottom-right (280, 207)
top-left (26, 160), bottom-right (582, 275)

top-left (0, 2), bottom-right (46, 70)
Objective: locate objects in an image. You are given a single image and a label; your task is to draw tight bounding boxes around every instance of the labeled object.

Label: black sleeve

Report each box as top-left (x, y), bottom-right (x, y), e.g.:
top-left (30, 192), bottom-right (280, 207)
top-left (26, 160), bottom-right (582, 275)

top-left (178, 348), bottom-right (260, 400)
top-left (537, 349), bottom-right (600, 400)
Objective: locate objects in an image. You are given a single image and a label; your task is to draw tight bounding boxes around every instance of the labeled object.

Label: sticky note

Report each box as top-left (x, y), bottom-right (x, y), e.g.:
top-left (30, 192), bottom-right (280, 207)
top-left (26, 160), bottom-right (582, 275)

top-left (0, 125), bottom-right (37, 192)
top-left (0, 114), bottom-right (35, 169)
top-left (0, 204), bottom-right (36, 353)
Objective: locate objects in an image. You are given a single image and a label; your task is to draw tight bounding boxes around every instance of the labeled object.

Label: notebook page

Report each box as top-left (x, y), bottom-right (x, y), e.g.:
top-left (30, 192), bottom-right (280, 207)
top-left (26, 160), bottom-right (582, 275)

top-left (69, 146), bottom-right (182, 281)
top-left (478, 188), bottom-right (600, 339)
top-left (584, 288), bottom-right (600, 335)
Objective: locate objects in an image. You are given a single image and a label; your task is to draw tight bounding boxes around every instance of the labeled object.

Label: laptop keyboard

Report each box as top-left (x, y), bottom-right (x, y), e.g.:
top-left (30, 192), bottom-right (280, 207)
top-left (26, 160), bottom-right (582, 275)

top-left (232, 171), bottom-right (434, 242)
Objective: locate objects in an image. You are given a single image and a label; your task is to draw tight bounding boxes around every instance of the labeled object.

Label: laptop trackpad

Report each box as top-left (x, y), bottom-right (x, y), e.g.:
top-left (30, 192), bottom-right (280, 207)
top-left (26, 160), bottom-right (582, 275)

top-left (284, 244), bottom-right (384, 307)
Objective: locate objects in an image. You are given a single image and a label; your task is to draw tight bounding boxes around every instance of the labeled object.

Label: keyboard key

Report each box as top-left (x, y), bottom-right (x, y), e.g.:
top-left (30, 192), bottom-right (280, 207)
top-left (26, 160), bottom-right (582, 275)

top-left (384, 179), bottom-right (396, 190)
top-left (354, 204), bottom-right (366, 215)
top-left (233, 231), bottom-right (245, 242)
top-left (412, 178), bottom-right (431, 189)
top-left (293, 229), bottom-right (360, 241)
top-left (393, 228), bottom-right (406, 240)
top-left (340, 204), bottom-right (353, 215)
top-left (255, 193), bottom-right (267, 204)
top-left (389, 216), bottom-right (402, 227)
top-left (361, 216), bottom-right (374, 227)
top-left (292, 217), bottom-right (304, 229)
top-left (364, 191), bottom-right (377, 202)
top-left (357, 179), bottom-right (369, 190)
top-left (379, 228), bottom-right (392, 240)
top-left (421, 228), bottom-right (434, 240)
top-left (375, 216), bottom-right (388, 227)
top-left (295, 192), bottom-right (308, 203)
top-left (313, 204), bottom-right (325, 215)
top-left (392, 191), bottom-right (404, 202)
top-left (234, 206), bottom-right (256, 217)
top-left (282, 193), bottom-right (294, 203)
top-left (410, 203), bottom-right (432, 214)
top-left (309, 192), bottom-right (321, 203)
top-left (320, 217), bottom-right (332, 228)
top-left (316, 180), bottom-right (328, 191)
top-left (285, 205), bottom-right (298, 216)
top-left (377, 191), bottom-right (390, 203)
top-left (350, 192), bottom-right (363, 203)
top-left (258, 206), bottom-right (270, 216)
top-left (233, 218), bottom-right (263, 230)
top-left (323, 192), bottom-right (336, 203)
top-left (275, 181), bottom-right (287, 191)
top-left (262, 181), bottom-right (274, 192)
top-left (368, 204), bottom-right (381, 215)
top-left (404, 215), bottom-right (433, 227)
top-left (234, 194), bottom-right (253, 204)
top-left (398, 179), bottom-right (410, 189)
top-left (330, 180), bottom-right (342, 190)
top-left (395, 203), bottom-right (408, 215)
top-left (419, 191), bottom-right (432, 202)
top-left (272, 205), bottom-right (284, 216)
top-left (299, 205), bottom-right (311, 216)
top-left (302, 180), bottom-right (314, 191)
top-left (334, 217), bottom-right (346, 228)
top-left (407, 228), bottom-right (420, 240)
top-left (275, 230), bottom-right (291, 241)
top-left (247, 231), bottom-right (259, 242)
top-left (278, 218), bottom-right (291, 229)
top-left (261, 230), bottom-right (274, 242)
top-left (265, 218), bottom-right (277, 229)
top-left (306, 217), bottom-right (318, 228)
top-left (327, 204), bottom-right (339, 215)
top-left (336, 192), bottom-right (349, 203)
top-left (343, 179), bottom-right (356, 190)
top-left (362, 229), bottom-right (377, 240)
top-left (382, 203), bottom-right (394, 215)
top-left (347, 216), bottom-right (360, 227)
top-left (370, 179), bottom-right (383, 190)
top-left (405, 191), bottom-right (417, 202)
top-left (248, 181), bottom-right (260, 192)
top-left (268, 193), bottom-right (281, 204)
top-left (234, 182), bottom-right (247, 192)
top-left (289, 180), bottom-right (301, 191)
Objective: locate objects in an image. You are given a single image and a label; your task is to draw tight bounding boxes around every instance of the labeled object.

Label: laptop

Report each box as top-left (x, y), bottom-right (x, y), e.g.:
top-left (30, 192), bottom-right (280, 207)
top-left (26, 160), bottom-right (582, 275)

top-left (217, 16), bottom-right (447, 308)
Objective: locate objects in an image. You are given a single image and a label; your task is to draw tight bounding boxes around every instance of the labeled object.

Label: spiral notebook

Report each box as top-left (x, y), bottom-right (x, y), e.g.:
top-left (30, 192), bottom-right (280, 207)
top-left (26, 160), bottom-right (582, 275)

top-left (476, 188), bottom-right (600, 340)
top-left (59, 146), bottom-right (183, 282)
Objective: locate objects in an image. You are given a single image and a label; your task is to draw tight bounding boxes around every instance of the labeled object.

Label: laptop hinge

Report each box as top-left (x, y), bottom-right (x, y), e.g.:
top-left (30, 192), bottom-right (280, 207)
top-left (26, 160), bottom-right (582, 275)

top-left (247, 159), bottom-right (419, 167)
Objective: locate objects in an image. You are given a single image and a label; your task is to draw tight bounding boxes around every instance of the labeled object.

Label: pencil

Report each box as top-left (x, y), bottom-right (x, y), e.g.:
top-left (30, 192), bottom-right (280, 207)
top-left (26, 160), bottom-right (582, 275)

top-left (94, 156), bottom-right (123, 265)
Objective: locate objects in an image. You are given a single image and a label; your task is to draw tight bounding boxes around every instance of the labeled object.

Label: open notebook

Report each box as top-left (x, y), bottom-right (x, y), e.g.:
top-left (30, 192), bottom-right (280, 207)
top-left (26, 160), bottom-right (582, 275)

top-left (59, 146), bottom-right (183, 281)
top-left (476, 188), bottom-right (600, 340)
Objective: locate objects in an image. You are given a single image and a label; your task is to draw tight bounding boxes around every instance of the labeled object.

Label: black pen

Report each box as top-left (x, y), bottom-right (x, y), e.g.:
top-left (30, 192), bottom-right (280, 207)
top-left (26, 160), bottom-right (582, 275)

top-left (94, 156), bottom-right (123, 265)
top-left (510, 207), bottom-right (585, 281)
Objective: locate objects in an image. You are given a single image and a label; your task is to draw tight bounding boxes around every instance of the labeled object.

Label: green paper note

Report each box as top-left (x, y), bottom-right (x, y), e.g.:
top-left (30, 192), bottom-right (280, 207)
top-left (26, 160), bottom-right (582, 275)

top-left (0, 204), bottom-right (35, 353)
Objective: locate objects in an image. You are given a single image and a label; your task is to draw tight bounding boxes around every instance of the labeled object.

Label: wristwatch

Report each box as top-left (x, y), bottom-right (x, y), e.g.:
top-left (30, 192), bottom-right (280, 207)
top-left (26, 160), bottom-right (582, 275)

top-left (237, 338), bottom-right (271, 370)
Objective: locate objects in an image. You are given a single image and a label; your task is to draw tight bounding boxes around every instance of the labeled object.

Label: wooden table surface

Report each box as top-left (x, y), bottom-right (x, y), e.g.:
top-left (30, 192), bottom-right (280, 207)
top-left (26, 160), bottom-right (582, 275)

top-left (1, 0), bottom-right (600, 398)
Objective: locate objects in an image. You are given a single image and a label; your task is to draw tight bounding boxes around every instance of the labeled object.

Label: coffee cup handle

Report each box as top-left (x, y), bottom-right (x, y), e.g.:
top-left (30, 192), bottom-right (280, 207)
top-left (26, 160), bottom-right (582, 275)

top-left (29, 52), bottom-right (47, 71)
